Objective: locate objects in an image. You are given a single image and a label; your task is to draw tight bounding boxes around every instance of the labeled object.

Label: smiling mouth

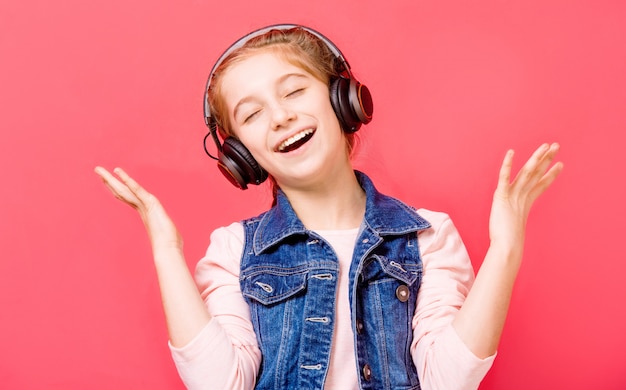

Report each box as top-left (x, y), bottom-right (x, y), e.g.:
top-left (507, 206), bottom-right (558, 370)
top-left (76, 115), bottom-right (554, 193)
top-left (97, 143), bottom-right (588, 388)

top-left (277, 128), bottom-right (316, 153)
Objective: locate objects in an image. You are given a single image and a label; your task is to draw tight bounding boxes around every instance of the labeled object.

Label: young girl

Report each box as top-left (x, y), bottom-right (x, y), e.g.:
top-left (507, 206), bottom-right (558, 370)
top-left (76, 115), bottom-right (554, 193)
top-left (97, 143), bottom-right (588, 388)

top-left (95, 25), bottom-right (562, 390)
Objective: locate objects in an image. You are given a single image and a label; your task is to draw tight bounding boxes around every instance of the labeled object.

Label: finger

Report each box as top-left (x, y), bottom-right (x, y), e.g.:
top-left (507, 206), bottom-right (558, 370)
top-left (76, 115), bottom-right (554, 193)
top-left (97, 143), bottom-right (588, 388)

top-left (533, 142), bottom-right (559, 168)
top-left (540, 143), bottom-right (561, 168)
top-left (530, 160), bottom-right (564, 200)
top-left (512, 143), bottom-right (562, 201)
top-left (94, 166), bottom-right (116, 183)
top-left (94, 166), bottom-right (141, 206)
top-left (527, 143), bottom-right (561, 185)
top-left (95, 166), bottom-right (128, 193)
top-left (101, 179), bottom-right (139, 205)
top-left (497, 149), bottom-right (514, 190)
top-left (512, 143), bottom-right (555, 187)
top-left (112, 167), bottom-right (152, 202)
top-left (522, 143), bottom-right (550, 173)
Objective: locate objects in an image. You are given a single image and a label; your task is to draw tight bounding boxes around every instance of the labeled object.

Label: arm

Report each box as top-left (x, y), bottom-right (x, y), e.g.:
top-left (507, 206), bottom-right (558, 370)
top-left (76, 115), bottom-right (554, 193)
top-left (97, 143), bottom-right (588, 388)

top-left (412, 210), bottom-right (495, 390)
top-left (170, 223), bottom-right (261, 390)
top-left (94, 167), bottom-right (210, 347)
top-left (452, 143), bottom-right (564, 358)
top-left (95, 167), bottom-right (260, 389)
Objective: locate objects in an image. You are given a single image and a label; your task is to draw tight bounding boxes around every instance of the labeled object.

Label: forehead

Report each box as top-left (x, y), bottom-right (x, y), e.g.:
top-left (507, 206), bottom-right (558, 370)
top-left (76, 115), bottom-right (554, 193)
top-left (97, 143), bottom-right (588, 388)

top-left (220, 52), bottom-right (312, 102)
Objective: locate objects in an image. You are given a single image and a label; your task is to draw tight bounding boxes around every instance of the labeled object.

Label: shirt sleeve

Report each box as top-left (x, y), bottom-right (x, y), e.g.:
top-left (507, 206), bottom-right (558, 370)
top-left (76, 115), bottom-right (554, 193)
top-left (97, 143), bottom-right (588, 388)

top-left (169, 222), bottom-right (261, 390)
top-left (411, 209), bottom-right (496, 390)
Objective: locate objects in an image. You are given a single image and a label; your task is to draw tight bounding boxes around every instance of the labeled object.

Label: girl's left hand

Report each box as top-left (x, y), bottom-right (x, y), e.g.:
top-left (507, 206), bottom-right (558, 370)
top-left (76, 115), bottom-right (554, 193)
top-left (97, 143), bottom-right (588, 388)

top-left (453, 143), bottom-right (563, 358)
top-left (489, 143), bottom-right (564, 252)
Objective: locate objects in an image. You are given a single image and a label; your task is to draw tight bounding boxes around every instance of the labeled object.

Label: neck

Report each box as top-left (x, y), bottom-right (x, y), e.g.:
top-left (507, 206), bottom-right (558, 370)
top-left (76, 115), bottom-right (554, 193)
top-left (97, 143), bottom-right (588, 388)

top-left (279, 168), bottom-right (366, 231)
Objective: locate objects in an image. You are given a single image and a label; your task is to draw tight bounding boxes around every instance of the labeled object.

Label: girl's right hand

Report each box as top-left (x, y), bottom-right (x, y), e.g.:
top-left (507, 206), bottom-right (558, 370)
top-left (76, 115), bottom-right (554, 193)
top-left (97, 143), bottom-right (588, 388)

top-left (94, 167), bottom-right (183, 254)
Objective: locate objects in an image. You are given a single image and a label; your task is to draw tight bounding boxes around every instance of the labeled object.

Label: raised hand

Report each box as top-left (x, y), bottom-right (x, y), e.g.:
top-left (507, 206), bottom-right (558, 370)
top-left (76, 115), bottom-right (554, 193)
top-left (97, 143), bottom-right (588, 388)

top-left (94, 167), bottom-right (183, 254)
top-left (453, 143), bottom-right (563, 358)
top-left (95, 166), bottom-right (211, 346)
top-left (489, 143), bottom-right (564, 252)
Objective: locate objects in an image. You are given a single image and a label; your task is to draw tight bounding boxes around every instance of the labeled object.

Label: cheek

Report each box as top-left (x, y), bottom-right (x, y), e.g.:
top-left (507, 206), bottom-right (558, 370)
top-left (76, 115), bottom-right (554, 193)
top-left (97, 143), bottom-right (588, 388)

top-left (235, 127), bottom-right (267, 156)
top-left (320, 100), bottom-right (342, 131)
top-left (316, 94), bottom-right (340, 124)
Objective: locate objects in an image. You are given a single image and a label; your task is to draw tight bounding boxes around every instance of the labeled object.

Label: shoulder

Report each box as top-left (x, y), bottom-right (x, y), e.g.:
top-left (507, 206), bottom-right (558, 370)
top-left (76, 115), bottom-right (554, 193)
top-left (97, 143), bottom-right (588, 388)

top-left (196, 222), bottom-right (245, 273)
top-left (414, 208), bottom-right (467, 258)
top-left (415, 208), bottom-right (454, 231)
top-left (416, 208), bottom-right (450, 226)
top-left (208, 221), bottom-right (245, 252)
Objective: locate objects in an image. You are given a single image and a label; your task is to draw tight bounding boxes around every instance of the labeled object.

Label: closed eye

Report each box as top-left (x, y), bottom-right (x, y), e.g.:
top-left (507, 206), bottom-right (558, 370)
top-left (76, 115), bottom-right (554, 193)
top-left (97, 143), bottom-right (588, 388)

top-left (286, 88), bottom-right (304, 98)
top-left (244, 109), bottom-right (261, 123)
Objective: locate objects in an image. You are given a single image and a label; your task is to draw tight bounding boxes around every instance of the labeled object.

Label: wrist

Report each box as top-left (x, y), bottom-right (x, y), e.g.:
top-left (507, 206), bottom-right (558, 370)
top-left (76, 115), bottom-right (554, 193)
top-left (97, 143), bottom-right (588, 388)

top-left (485, 241), bottom-right (524, 269)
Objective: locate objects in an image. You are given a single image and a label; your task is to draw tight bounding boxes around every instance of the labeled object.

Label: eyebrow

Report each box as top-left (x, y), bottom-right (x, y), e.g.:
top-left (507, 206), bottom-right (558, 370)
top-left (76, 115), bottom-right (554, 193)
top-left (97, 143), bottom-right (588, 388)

top-left (232, 72), bottom-right (309, 120)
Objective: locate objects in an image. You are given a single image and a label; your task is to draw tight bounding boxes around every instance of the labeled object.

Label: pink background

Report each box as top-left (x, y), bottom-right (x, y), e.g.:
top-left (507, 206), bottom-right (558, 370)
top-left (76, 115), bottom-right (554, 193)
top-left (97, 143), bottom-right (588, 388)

top-left (1, 0), bottom-right (625, 388)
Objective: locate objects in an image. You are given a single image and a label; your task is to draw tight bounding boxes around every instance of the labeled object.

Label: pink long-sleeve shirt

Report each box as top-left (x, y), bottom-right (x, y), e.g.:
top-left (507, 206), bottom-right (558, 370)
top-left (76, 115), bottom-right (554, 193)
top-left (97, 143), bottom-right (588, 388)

top-left (170, 209), bottom-right (495, 389)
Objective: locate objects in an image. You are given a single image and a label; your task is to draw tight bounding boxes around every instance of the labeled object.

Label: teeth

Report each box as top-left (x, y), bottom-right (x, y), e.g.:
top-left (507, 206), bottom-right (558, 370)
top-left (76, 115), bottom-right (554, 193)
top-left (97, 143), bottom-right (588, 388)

top-left (278, 129), bottom-right (314, 152)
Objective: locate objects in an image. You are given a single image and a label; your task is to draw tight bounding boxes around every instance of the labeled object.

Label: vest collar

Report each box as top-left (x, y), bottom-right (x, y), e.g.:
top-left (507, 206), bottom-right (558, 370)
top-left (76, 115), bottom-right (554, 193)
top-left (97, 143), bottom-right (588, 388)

top-left (252, 171), bottom-right (431, 254)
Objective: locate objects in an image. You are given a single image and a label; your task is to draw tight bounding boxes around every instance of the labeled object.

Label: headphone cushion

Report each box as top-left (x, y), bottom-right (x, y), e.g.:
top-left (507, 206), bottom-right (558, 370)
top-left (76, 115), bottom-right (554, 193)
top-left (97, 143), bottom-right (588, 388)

top-left (330, 77), bottom-right (356, 133)
top-left (330, 77), bottom-right (373, 133)
top-left (221, 137), bottom-right (268, 187)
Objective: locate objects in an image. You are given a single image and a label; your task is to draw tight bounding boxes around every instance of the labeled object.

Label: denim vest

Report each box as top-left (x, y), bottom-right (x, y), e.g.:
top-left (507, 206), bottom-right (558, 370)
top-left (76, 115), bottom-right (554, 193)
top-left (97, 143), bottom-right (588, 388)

top-left (239, 171), bottom-right (431, 390)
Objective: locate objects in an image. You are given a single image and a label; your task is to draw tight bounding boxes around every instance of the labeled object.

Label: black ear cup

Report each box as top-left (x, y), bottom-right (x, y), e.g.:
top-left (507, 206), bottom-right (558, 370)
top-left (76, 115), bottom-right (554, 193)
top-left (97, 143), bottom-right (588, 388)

top-left (218, 137), bottom-right (268, 189)
top-left (330, 77), bottom-right (374, 133)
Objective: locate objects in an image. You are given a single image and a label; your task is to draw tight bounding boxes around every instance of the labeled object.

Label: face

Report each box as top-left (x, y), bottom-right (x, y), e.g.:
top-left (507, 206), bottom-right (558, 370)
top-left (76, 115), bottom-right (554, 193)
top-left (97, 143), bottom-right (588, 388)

top-left (220, 51), bottom-right (350, 190)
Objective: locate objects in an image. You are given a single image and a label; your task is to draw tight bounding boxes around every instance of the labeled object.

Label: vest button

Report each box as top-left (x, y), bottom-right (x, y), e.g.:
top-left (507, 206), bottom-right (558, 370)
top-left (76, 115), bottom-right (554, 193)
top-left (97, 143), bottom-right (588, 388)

top-left (356, 319), bottom-right (364, 334)
top-left (362, 364), bottom-right (372, 381)
top-left (396, 285), bottom-right (410, 302)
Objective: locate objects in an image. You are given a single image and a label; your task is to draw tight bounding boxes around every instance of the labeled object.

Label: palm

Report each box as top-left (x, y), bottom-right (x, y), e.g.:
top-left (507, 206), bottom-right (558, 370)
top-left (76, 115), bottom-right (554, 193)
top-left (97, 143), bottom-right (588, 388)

top-left (95, 167), bottom-right (183, 252)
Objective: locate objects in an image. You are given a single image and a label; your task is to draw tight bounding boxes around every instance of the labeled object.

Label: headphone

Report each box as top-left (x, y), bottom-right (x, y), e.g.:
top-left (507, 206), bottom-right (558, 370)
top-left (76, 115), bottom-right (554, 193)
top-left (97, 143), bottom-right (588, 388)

top-left (203, 24), bottom-right (373, 189)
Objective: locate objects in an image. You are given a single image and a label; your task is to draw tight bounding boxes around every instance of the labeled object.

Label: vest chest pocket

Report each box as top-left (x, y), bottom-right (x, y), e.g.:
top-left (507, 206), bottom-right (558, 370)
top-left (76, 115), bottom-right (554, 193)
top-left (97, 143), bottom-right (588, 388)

top-left (361, 254), bottom-right (422, 286)
top-left (241, 268), bottom-right (308, 306)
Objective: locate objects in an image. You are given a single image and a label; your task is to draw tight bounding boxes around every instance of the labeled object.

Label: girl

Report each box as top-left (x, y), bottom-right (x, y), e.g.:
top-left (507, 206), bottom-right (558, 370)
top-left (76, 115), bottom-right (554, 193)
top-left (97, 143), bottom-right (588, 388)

top-left (95, 25), bottom-right (562, 390)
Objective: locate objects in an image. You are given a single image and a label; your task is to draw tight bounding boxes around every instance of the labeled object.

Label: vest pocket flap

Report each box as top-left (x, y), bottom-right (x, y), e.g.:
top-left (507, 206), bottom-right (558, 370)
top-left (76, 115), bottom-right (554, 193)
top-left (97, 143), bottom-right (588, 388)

top-left (367, 254), bottom-right (421, 285)
top-left (241, 270), bottom-right (308, 305)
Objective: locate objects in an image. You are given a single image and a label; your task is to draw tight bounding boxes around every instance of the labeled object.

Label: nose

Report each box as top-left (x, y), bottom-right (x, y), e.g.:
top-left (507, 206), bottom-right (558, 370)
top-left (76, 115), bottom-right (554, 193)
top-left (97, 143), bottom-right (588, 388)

top-left (270, 103), bottom-right (296, 130)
